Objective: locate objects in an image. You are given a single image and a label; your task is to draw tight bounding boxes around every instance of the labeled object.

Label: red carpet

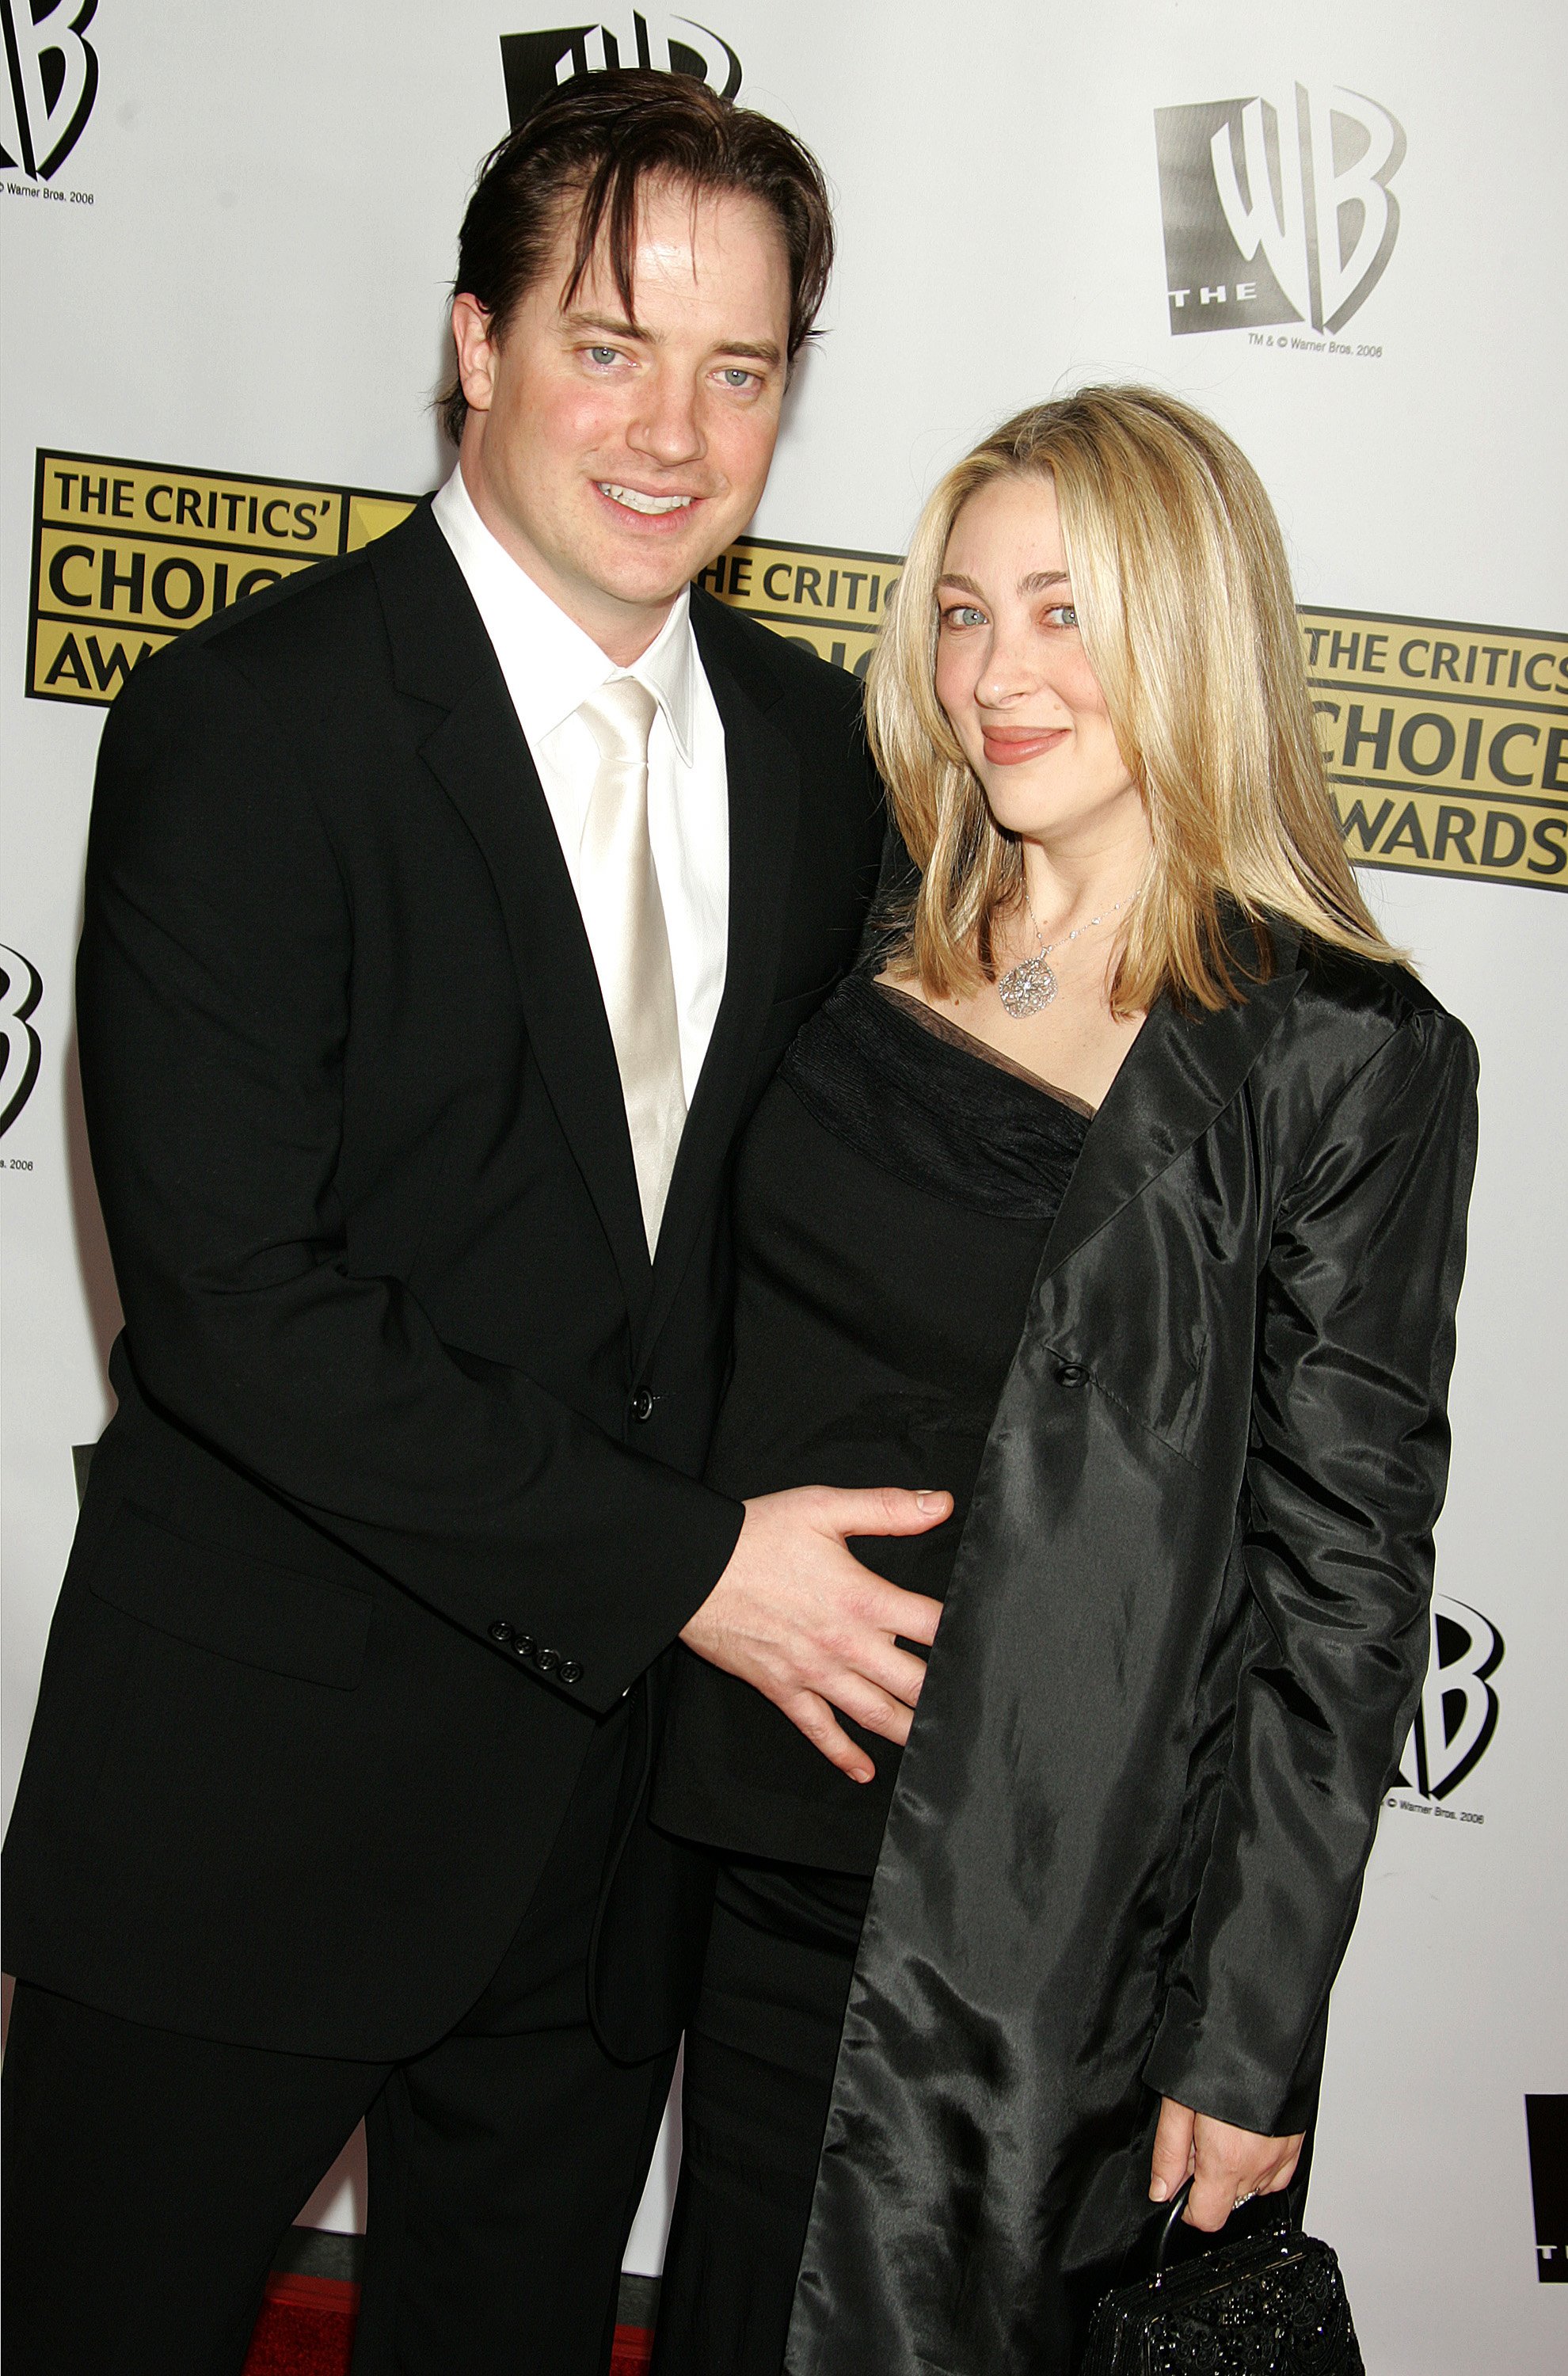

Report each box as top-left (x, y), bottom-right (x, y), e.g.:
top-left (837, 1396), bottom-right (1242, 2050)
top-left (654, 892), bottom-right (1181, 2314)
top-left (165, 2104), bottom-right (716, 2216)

top-left (242, 2272), bottom-right (653, 2374)
top-left (242, 2273), bottom-right (357, 2376)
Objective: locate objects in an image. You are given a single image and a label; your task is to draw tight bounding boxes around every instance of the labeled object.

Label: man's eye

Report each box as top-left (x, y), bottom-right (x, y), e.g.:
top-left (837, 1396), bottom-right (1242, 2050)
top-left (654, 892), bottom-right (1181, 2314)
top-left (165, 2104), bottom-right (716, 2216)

top-left (718, 367), bottom-right (759, 389)
top-left (586, 346), bottom-right (624, 367)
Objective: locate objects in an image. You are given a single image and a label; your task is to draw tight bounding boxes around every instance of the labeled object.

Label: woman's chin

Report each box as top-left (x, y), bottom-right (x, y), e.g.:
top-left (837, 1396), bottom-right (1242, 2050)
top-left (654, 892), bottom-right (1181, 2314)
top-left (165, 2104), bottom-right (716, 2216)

top-left (981, 783), bottom-right (1077, 840)
top-left (981, 776), bottom-right (1144, 851)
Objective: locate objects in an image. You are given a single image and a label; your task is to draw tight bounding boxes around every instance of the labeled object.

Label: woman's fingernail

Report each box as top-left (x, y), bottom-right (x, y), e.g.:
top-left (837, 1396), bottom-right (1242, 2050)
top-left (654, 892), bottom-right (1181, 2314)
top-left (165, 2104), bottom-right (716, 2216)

top-left (1149, 2179), bottom-right (1169, 2202)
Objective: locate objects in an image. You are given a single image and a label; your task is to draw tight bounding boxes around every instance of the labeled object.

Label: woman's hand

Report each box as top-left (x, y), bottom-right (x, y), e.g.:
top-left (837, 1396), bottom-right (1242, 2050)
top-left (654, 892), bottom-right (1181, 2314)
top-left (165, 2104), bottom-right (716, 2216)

top-left (1150, 2097), bottom-right (1304, 2233)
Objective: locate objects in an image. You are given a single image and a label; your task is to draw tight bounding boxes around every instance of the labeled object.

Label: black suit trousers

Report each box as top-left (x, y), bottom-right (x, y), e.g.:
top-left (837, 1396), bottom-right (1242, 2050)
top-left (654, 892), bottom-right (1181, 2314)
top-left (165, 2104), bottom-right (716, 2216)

top-left (2, 1703), bottom-right (676, 2376)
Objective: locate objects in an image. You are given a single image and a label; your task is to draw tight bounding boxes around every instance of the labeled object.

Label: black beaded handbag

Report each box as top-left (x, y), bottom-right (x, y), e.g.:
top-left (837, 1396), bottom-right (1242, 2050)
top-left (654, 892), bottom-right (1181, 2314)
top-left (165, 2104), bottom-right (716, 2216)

top-left (1081, 2179), bottom-right (1364, 2375)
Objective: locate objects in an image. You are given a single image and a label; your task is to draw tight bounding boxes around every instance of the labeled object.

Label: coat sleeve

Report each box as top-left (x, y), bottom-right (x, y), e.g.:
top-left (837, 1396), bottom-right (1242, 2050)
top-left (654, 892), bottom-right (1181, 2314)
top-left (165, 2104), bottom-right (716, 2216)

top-left (76, 643), bottom-right (744, 1715)
top-left (1143, 1001), bottom-right (1480, 2133)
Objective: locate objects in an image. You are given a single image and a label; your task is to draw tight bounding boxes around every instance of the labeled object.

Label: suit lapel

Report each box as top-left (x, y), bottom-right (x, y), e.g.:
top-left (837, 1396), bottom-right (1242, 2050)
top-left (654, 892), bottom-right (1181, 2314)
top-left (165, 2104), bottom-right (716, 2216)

top-left (640, 592), bottom-right (801, 1357)
top-left (371, 505), bottom-right (653, 1320)
top-left (1040, 927), bottom-right (1306, 1281)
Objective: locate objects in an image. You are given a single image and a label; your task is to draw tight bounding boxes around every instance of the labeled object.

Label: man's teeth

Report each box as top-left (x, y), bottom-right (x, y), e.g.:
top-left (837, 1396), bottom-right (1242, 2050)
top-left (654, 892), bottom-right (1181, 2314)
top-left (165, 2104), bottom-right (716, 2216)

top-left (599, 485), bottom-right (695, 515)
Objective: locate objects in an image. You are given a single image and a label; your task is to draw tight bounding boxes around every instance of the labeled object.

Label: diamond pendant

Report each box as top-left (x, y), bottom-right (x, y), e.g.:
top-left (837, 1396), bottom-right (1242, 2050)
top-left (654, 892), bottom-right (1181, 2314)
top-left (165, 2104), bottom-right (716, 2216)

top-left (996, 954), bottom-right (1058, 1017)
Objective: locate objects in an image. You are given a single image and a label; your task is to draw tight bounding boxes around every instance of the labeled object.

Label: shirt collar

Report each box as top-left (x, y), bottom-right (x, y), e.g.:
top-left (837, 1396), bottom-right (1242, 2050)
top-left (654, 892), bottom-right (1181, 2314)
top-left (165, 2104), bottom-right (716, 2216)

top-left (432, 466), bottom-right (697, 763)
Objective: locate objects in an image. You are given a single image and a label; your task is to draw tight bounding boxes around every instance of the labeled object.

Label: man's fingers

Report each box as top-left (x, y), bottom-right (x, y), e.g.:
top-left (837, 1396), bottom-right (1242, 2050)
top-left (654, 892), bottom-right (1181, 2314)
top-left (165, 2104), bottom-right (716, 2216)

top-left (864, 1580), bottom-right (944, 1649)
top-left (780, 1689), bottom-right (877, 1784)
top-left (823, 1677), bottom-right (913, 1748)
top-left (1148, 2098), bottom-right (1197, 2203)
top-left (835, 1635), bottom-right (931, 1715)
top-left (814, 1484), bottom-right (954, 1540)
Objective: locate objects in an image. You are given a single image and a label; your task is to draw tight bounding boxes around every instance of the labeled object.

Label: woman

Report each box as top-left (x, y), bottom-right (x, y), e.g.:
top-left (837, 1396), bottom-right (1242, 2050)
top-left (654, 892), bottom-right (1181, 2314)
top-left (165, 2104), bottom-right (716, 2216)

top-left (649, 386), bottom-right (1479, 2374)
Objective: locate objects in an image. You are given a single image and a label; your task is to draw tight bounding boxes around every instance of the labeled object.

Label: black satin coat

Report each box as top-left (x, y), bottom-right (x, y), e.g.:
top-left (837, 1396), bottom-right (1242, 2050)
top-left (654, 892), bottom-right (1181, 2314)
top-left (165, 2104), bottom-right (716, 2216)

top-left (785, 931), bottom-right (1478, 2376)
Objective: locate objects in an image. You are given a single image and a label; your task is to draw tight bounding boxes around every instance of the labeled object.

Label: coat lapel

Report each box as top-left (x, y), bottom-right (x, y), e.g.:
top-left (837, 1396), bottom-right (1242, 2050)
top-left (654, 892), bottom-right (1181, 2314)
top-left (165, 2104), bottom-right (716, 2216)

top-left (1040, 926), bottom-right (1306, 1281)
top-left (640, 592), bottom-right (801, 1357)
top-left (370, 505), bottom-right (653, 1320)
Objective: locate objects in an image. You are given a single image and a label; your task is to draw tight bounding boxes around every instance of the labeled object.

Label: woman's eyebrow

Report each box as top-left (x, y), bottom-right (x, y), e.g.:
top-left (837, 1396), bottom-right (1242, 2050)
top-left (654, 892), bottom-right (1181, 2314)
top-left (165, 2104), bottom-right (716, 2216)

top-left (936, 569), bottom-right (1071, 597)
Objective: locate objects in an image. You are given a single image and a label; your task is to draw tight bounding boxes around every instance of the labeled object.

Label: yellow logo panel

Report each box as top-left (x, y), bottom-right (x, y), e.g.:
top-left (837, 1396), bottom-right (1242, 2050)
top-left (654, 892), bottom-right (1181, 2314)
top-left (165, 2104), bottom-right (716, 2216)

top-left (29, 451), bottom-right (413, 705)
top-left (1303, 607), bottom-right (1566, 889)
top-left (694, 536), bottom-right (901, 677)
top-left (29, 452), bottom-right (1564, 890)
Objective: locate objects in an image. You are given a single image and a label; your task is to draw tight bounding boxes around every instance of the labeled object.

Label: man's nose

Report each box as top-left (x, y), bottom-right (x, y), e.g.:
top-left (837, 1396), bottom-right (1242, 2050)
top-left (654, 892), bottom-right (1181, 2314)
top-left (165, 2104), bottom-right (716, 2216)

top-left (626, 374), bottom-right (706, 469)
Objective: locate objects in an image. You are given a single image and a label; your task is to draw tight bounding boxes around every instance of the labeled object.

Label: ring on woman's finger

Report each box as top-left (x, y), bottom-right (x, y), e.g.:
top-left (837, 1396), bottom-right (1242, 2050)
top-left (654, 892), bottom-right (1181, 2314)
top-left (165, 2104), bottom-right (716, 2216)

top-left (1232, 2191), bottom-right (1256, 2210)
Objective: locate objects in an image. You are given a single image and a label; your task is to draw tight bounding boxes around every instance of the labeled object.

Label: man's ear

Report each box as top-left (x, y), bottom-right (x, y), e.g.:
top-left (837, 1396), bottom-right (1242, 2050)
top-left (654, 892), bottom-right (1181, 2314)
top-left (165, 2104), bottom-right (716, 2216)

top-left (450, 294), bottom-right (498, 416)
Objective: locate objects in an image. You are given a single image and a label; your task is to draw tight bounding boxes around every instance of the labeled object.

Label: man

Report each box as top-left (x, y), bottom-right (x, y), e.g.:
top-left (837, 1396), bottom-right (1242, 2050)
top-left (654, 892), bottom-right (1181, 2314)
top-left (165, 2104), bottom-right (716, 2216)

top-left (2, 71), bottom-right (948, 2375)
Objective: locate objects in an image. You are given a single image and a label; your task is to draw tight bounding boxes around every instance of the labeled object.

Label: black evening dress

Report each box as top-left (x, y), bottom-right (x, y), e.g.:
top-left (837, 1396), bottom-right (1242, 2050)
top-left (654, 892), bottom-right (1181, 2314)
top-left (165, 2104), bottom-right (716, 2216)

top-left (649, 969), bottom-right (1091, 2376)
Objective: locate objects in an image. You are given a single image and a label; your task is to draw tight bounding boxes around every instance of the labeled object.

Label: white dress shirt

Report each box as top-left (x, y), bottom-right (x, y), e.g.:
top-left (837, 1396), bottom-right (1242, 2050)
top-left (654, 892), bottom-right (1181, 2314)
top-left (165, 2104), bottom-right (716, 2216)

top-left (432, 467), bottom-right (729, 1106)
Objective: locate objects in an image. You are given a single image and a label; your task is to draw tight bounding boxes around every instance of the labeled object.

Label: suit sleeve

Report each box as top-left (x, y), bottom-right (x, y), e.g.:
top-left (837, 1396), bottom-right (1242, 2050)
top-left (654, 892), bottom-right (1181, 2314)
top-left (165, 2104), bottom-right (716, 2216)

top-left (1144, 1004), bottom-right (1480, 2131)
top-left (77, 644), bottom-right (744, 1714)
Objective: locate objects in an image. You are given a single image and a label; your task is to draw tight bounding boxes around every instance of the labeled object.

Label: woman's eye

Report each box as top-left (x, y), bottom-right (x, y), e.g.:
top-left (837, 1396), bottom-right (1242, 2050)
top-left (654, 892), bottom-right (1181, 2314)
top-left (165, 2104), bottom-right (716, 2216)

top-left (1047, 604), bottom-right (1079, 629)
top-left (941, 605), bottom-right (988, 629)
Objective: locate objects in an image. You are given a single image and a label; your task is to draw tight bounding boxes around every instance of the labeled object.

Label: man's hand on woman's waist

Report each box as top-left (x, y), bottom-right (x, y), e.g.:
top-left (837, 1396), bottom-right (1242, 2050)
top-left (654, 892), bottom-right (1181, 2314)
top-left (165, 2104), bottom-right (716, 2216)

top-left (679, 1485), bottom-right (951, 1782)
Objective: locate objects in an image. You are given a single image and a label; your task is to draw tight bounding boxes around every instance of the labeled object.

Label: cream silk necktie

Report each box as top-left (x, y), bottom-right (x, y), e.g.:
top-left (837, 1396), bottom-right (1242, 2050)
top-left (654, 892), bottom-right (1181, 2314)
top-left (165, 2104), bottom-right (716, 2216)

top-left (574, 676), bottom-right (687, 1254)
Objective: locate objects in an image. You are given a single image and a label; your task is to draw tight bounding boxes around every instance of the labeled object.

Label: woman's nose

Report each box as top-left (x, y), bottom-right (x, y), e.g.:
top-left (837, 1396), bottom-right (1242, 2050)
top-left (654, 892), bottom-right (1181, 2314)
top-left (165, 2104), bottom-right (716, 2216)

top-left (976, 636), bottom-right (1045, 709)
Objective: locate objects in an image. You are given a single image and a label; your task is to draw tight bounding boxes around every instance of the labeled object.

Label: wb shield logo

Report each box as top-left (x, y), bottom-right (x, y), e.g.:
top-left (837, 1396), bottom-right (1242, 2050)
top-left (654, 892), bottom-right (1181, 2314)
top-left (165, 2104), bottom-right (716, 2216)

top-left (1396, 1595), bottom-right (1504, 1801)
top-left (0, 0), bottom-right (98, 181)
top-left (0, 946), bottom-right (44, 1138)
top-left (1155, 87), bottom-right (1404, 337)
top-left (502, 12), bottom-right (741, 127)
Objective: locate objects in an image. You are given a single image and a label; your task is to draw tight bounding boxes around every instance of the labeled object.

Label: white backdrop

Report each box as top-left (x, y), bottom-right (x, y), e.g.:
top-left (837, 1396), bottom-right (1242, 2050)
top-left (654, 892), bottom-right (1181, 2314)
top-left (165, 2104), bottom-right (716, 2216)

top-left (2, 4), bottom-right (1564, 2366)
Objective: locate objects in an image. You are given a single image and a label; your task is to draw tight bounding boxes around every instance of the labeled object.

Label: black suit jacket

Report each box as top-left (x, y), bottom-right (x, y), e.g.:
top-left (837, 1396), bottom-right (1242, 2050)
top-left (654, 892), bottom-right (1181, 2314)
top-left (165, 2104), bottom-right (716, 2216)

top-left (2, 501), bottom-right (883, 2060)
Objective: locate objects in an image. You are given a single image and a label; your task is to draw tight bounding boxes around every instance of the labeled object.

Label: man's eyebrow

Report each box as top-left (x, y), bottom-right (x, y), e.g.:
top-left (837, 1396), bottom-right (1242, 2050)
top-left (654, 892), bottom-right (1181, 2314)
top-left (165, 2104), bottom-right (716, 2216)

top-left (562, 309), bottom-right (658, 342)
top-left (559, 311), bottom-right (781, 369)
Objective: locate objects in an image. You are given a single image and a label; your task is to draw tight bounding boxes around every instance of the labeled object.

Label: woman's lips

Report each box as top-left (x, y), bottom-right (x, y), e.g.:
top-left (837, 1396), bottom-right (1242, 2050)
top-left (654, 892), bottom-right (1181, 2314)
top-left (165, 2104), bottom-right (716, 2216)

top-left (980, 725), bottom-right (1069, 766)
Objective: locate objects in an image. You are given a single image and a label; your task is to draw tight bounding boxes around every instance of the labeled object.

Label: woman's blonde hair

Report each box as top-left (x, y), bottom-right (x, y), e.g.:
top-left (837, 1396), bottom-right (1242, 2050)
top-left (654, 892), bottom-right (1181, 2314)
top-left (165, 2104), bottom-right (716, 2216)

top-left (868, 384), bottom-right (1399, 1011)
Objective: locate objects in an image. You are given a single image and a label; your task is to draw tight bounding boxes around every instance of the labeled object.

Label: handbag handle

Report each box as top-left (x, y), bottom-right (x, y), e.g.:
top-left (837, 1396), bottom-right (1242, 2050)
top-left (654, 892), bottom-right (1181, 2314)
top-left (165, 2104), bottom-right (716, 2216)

top-left (1154, 2178), bottom-right (1195, 2276)
top-left (1152, 2176), bottom-right (1288, 2279)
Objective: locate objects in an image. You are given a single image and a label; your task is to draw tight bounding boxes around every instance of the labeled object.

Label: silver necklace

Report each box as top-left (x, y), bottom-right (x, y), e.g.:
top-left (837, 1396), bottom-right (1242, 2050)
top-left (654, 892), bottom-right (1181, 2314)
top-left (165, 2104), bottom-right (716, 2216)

top-left (995, 892), bottom-right (1131, 1019)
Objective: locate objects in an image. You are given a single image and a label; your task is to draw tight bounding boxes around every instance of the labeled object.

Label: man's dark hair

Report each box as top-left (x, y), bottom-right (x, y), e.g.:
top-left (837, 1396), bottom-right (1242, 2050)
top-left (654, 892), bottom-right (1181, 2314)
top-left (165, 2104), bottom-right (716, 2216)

top-left (440, 69), bottom-right (835, 446)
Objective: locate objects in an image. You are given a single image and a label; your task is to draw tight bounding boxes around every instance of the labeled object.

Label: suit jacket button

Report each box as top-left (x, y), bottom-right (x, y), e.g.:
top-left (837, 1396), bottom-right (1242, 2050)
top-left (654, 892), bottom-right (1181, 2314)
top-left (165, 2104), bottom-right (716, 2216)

top-left (489, 1620), bottom-right (514, 1646)
top-left (535, 1646), bottom-right (561, 1674)
top-left (559, 1660), bottom-right (584, 1686)
top-left (512, 1633), bottom-right (537, 1662)
top-left (1055, 1362), bottom-right (1090, 1389)
top-left (630, 1388), bottom-right (656, 1422)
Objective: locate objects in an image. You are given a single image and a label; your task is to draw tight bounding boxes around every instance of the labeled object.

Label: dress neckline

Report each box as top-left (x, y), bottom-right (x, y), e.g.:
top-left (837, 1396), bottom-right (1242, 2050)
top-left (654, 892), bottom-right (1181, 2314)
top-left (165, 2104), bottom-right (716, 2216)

top-left (870, 980), bottom-right (1097, 1121)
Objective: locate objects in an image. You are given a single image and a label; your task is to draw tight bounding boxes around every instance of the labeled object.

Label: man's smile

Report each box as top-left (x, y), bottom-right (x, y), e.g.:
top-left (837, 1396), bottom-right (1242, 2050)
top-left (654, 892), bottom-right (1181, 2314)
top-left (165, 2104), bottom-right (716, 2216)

top-left (594, 482), bottom-right (703, 518)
